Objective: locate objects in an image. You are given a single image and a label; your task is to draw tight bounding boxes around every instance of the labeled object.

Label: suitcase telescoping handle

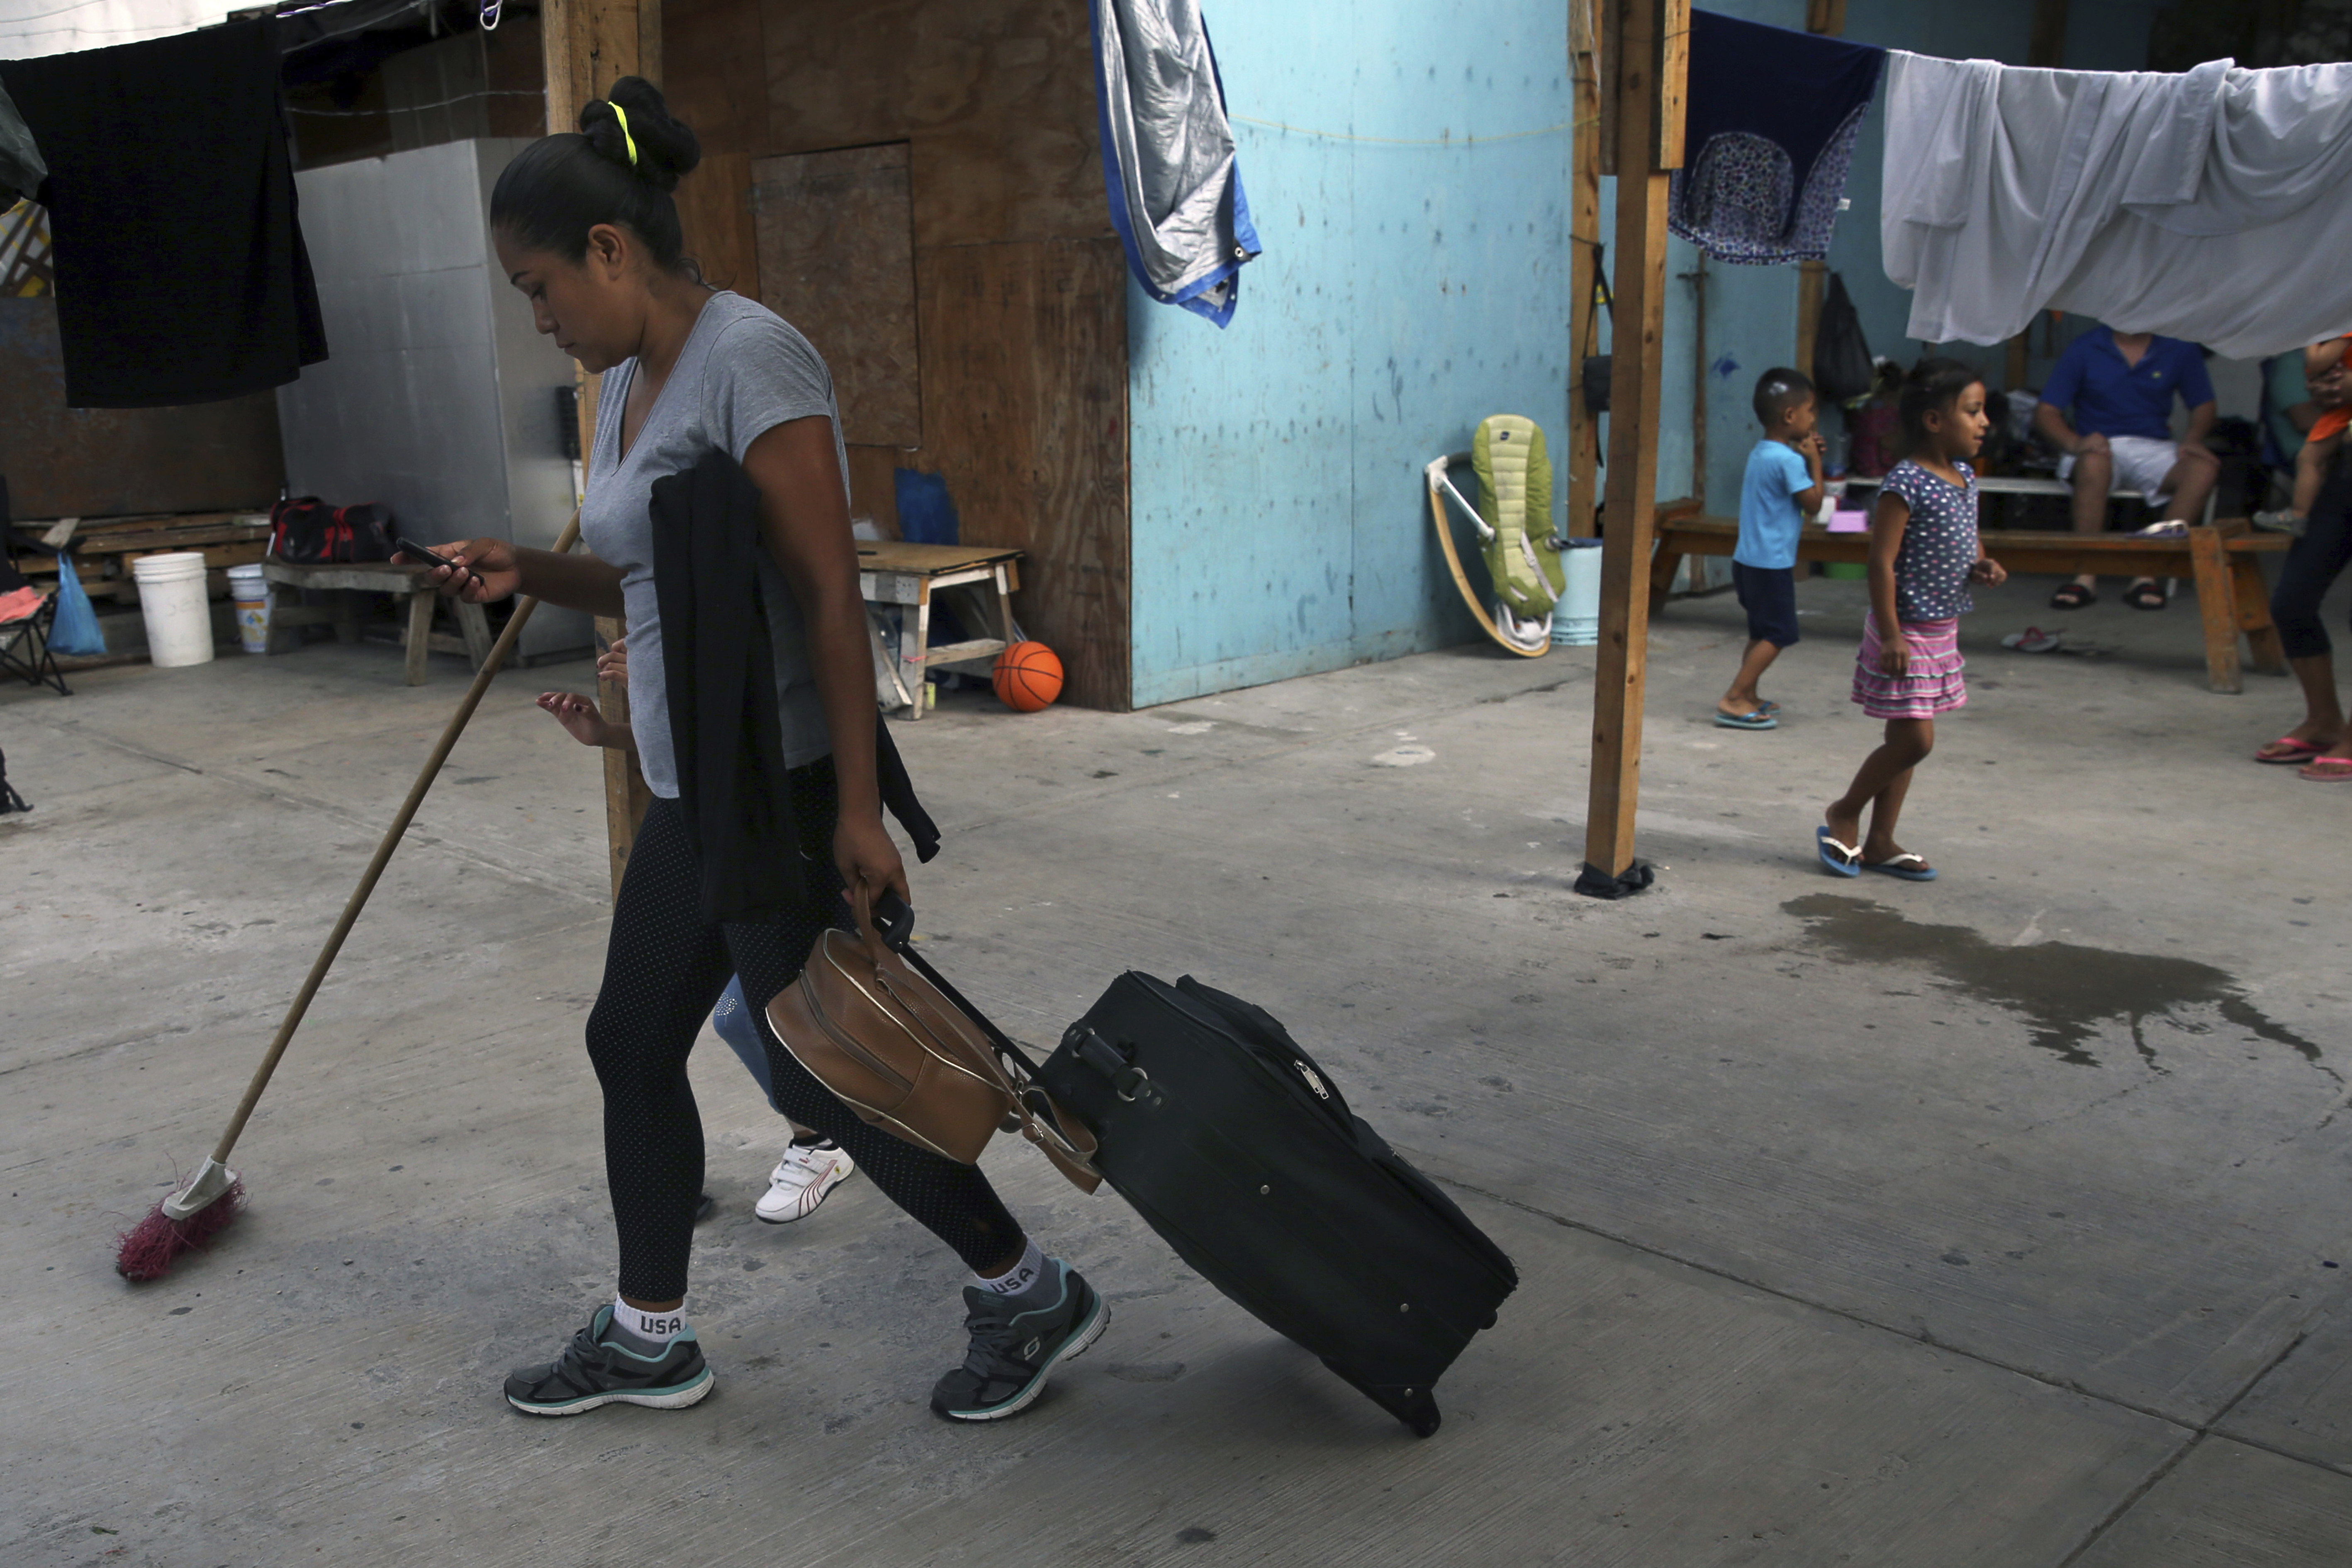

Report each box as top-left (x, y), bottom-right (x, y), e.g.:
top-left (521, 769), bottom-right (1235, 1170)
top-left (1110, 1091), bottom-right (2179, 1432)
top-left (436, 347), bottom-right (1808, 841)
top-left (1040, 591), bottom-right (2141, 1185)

top-left (872, 895), bottom-right (1145, 1103)
top-left (861, 888), bottom-right (1103, 1183)
top-left (867, 889), bottom-right (1043, 1080)
top-left (870, 886), bottom-right (918, 953)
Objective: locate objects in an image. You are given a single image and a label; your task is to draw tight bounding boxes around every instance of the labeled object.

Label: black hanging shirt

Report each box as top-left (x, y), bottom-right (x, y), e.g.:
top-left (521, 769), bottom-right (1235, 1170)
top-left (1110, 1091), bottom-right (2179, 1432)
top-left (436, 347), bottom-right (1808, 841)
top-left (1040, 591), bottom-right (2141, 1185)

top-left (0, 18), bottom-right (326, 408)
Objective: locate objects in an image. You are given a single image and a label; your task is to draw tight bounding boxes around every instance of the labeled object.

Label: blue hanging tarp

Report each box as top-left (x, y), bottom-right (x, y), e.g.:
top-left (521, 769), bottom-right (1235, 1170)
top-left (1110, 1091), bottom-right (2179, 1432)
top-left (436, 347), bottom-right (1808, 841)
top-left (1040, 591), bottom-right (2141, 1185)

top-left (1090, 0), bottom-right (1261, 327)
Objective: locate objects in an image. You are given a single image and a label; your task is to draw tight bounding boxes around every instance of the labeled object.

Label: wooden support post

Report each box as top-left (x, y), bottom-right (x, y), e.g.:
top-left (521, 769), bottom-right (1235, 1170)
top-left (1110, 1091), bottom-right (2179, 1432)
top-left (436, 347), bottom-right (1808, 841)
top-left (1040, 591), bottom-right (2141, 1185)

top-left (1568, 0), bottom-right (1605, 537)
top-left (1793, 0), bottom-right (1843, 377)
top-left (543, 0), bottom-right (655, 898)
top-left (1578, 0), bottom-right (1687, 898)
top-left (1795, 260), bottom-right (1826, 377)
top-left (2028, 0), bottom-right (2069, 67)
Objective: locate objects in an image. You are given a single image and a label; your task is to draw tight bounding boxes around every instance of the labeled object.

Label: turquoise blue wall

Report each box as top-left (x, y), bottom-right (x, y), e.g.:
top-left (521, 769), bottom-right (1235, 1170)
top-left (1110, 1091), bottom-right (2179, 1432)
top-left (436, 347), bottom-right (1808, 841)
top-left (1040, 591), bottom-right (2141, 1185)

top-left (1127, 0), bottom-right (2161, 706)
top-left (1126, 4), bottom-right (1573, 707)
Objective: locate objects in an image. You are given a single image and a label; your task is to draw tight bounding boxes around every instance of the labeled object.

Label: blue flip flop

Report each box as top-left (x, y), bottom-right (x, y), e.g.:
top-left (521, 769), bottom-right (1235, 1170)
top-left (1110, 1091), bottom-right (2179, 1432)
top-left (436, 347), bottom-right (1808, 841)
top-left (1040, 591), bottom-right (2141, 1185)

top-left (1755, 700), bottom-right (1781, 715)
top-left (1863, 853), bottom-right (1938, 882)
top-left (1815, 825), bottom-right (1861, 877)
top-left (1716, 710), bottom-right (1777, 730)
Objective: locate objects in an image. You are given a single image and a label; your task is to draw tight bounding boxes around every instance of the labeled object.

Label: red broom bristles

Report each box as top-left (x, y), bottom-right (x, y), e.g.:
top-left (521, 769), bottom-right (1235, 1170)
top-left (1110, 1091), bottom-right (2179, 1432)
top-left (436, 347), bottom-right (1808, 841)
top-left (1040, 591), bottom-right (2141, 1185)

top-left (114, 1179), bottom-right (244, 1282)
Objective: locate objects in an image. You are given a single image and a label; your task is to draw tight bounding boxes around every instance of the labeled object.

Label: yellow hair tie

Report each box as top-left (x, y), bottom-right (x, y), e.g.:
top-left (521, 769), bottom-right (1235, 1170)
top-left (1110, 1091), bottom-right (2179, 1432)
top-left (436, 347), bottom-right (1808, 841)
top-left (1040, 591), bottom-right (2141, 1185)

top-left (608, 102), bottom-right (639, 168)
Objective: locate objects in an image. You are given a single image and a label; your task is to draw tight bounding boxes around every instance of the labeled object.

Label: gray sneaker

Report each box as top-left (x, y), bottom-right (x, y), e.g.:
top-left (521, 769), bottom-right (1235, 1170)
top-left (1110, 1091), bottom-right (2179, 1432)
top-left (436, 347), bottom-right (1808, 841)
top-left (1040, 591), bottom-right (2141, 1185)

top-left (929, 1260), bottom-right (1108, 1422)
top-left (504, 1305), bottom-right (714, 1416)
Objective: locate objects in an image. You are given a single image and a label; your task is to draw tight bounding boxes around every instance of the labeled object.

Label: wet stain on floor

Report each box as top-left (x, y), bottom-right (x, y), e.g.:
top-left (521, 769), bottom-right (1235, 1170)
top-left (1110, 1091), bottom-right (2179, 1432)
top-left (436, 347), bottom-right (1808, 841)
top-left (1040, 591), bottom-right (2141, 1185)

top-left (1783, 894), bottom-right (2324, 1072)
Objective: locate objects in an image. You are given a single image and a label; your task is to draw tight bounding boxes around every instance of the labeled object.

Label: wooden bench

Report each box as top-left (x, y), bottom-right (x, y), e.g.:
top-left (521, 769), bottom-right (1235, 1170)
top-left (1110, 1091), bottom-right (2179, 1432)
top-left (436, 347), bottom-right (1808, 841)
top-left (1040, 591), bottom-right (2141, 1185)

top-left (858, 541), bottom-right (1024, 717)
top-left (261, 560), bottom-right (494, 686)
top-left (1833, 472), bottom-right (2220, 528)
top-left (1648, 516), bottom-right (2289, 694)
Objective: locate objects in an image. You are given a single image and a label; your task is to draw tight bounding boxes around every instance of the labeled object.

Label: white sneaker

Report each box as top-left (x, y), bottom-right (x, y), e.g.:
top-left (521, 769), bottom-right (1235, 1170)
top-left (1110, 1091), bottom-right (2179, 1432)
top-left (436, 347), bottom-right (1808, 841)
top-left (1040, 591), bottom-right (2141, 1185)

top-left (755, 1140), bottom-right (855, 1225)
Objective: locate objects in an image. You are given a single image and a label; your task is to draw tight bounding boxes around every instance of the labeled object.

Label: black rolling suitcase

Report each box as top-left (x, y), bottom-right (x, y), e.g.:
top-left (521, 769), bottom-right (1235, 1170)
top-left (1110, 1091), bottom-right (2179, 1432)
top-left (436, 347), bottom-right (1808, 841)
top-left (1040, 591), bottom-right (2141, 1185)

top-left (1033, 971), bottom-right (1518, 1437)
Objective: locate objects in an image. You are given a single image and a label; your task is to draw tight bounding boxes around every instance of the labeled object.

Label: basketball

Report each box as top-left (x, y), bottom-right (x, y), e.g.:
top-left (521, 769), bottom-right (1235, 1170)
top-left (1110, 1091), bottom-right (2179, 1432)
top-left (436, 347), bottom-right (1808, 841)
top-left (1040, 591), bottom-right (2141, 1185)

top-left (992, 641), bottom-right (1064, 712)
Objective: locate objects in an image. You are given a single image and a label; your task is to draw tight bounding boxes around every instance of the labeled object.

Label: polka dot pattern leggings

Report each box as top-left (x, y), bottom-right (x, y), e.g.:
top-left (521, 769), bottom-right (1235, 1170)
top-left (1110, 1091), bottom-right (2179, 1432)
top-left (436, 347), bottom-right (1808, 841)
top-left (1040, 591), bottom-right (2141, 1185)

top-left (587, 772), bottom-right (1022, 1302)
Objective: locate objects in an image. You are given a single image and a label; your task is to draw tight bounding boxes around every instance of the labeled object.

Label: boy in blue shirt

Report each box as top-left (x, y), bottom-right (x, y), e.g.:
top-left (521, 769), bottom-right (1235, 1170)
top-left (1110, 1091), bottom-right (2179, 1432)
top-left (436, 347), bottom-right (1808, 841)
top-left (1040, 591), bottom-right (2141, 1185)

top-left (1719, 368), bottom-right (1826, 730)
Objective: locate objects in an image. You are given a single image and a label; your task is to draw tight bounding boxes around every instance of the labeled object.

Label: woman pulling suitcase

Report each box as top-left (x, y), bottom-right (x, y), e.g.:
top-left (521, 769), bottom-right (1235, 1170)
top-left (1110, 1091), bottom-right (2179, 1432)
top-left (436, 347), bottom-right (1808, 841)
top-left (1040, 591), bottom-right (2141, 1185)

top-left (413, 78), bottom-right (1104, 1422)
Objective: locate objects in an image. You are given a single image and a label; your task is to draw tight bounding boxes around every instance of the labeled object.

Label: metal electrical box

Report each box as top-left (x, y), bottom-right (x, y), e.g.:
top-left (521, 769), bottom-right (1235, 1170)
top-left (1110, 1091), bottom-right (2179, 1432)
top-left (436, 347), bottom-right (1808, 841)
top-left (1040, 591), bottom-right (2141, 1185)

top-left (275, 138), bottom-right (588, 661)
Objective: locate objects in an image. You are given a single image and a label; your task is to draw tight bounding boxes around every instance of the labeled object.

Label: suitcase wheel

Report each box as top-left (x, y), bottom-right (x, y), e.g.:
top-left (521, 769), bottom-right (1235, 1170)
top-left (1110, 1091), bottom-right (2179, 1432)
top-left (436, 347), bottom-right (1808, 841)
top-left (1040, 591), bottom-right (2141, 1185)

top-left (1388, 1385), bottom-right (1442, 1438)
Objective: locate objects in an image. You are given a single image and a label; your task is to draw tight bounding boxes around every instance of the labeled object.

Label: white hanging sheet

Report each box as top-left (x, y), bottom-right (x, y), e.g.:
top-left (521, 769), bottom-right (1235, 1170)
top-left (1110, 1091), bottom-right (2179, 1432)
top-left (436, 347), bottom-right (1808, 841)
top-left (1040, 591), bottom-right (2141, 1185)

top-left (1882, 51), bottom-right (2352, 358)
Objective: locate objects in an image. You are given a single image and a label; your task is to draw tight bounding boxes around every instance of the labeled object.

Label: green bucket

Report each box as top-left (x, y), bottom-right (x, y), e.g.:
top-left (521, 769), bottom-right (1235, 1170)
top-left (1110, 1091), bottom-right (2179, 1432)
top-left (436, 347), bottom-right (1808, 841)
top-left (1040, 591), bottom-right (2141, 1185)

top-left (1823, 562), bottom-right (1867, 580)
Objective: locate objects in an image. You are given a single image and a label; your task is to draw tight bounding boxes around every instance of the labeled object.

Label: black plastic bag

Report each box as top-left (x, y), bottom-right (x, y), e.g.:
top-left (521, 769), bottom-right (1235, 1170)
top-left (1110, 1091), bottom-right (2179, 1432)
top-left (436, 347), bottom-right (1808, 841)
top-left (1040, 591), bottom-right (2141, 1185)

top-left (1813, 272), bottom-right (1873, 405)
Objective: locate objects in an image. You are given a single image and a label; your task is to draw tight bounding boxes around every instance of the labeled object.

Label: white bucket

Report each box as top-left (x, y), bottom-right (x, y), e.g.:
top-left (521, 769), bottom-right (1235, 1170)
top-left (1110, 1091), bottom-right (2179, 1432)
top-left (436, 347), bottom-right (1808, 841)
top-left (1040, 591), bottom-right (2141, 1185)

top-left (1551, 540), bottom-right (1603, 647)
top-left (131, 551), bottom-right (215, 667)
top-left (226, 564), bottom-right (270, 655)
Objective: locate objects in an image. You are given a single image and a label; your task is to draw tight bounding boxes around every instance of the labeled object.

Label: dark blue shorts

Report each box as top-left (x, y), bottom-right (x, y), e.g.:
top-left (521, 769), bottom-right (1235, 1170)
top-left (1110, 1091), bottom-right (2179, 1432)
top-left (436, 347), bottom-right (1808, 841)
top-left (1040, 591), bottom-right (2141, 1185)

top-left (1733, 562), bottom-right (1800, 648)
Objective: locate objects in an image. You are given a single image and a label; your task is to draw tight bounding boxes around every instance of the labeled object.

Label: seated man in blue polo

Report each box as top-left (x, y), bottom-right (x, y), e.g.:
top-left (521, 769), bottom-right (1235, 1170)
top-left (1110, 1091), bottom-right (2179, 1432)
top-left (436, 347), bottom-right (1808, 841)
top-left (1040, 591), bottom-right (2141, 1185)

top-left (2033, 324), bottom-right (2219, 611)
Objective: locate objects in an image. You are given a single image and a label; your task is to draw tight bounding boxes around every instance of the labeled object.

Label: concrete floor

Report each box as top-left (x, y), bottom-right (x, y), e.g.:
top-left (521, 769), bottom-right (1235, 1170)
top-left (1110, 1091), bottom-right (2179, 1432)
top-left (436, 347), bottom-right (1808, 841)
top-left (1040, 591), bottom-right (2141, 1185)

top-left (4, 570), bottom-right (2350, 1566)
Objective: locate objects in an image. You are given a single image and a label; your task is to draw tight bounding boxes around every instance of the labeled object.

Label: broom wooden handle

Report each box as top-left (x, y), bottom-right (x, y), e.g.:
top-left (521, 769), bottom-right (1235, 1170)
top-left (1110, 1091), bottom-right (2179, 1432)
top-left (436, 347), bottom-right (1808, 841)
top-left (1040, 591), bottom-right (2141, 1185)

top-left (210, 515), bottom-right (584, 1164)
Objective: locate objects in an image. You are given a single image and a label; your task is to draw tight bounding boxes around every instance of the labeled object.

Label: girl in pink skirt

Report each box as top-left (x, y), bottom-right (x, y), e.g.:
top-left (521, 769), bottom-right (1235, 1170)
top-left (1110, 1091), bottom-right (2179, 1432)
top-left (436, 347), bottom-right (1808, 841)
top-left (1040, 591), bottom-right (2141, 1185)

top-left (1819, 359), bottom-right (2008, 882)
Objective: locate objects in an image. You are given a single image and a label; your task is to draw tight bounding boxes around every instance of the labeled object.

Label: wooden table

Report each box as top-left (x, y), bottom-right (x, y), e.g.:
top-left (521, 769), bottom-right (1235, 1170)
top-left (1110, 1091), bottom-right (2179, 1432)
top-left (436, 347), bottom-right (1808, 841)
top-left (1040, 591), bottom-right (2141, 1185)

top-left (857, 541), bottom-right (1023, 717)
top-left (261, 560), bottom-right (494, 686)
top-left (1648, 516), bottom-right (2289, 694)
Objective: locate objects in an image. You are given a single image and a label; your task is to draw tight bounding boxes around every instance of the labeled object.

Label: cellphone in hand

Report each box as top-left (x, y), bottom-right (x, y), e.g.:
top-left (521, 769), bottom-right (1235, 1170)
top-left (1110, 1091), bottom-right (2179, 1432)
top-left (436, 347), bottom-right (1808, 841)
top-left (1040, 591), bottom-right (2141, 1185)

top-left (395, 534), bottom-right (482, 588)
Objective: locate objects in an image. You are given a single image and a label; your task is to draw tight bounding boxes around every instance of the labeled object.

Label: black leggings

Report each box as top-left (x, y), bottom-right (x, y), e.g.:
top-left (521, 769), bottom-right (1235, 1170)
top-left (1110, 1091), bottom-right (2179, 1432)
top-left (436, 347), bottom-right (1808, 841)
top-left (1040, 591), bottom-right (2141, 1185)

top-left (586, 774), bottom-right (1021, 1301)
top-left (2273, 455), bottom-right (2352, 662)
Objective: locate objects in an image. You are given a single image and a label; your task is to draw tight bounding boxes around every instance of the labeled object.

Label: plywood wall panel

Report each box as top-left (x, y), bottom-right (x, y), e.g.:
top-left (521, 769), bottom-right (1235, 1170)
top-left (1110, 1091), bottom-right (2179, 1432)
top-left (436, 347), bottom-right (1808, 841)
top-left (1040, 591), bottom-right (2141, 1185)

top-left (0, 299), bottom-right (285, 518)
top-left (752, 144), bottom-right (922, 446)
top-left (845, 445), bottom-right (903, 537)
top-left (663, 0), bottom-right (766, 299)
top-left (761, 0), bottom-right (1108, 248)
top-left (671, 0), bottom-right (1130, 707)
top-left (677, 149), bottom-right (759, 299)
top-left (919, 238), bottom-right (1128, 710)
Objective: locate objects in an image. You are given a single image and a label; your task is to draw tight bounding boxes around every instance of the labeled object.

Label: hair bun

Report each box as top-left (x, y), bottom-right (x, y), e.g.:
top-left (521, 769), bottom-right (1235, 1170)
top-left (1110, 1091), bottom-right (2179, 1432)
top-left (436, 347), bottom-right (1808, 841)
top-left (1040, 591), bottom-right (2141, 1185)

top-left (578, 77), bottom-right (701, 194)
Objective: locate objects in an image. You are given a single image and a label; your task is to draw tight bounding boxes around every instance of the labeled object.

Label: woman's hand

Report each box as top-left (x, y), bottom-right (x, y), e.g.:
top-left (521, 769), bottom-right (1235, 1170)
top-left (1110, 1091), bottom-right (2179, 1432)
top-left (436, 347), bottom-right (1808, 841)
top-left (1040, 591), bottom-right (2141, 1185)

top-left (402, 537), bottom-right (521, 603)
top-left (597, 635), bottom-right (628, 685)
top-left (537, 691), bottom-right (609, 747)
top-left (1878, 635), bottom-right (1912, 678)
top-left (1970, 555), bottom-right (2008, 586)
top-left (833, 808), bottom-right (911, 912)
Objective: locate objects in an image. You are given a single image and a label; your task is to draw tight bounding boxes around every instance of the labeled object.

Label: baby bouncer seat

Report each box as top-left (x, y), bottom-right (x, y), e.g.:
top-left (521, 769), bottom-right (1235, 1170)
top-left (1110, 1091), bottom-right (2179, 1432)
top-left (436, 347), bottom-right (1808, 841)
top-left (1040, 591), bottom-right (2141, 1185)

top-left (1423, 414), bottom-right (1567, 656)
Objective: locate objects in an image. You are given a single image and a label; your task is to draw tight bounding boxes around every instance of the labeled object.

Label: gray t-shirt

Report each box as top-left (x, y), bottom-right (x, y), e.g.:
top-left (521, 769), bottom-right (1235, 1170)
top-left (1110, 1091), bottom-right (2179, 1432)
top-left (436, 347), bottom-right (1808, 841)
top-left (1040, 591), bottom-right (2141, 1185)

top-left (580, 292), bottom-right (850, 797)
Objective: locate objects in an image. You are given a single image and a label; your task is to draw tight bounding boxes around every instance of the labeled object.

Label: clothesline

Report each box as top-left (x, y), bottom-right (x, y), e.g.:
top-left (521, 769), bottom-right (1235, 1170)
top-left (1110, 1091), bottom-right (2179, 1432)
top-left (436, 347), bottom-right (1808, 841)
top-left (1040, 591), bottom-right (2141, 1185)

top-left (1230, 114), bottom-right (1570, 147)
top-left (288, 87), bottom-right (540, 116)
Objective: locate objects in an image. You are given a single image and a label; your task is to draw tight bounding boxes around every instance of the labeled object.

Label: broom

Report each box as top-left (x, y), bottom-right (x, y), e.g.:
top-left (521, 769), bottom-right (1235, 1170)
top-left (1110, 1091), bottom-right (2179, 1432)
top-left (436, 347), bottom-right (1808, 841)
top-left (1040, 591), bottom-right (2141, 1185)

top-left (116, 517), bottom-right (582, 1281)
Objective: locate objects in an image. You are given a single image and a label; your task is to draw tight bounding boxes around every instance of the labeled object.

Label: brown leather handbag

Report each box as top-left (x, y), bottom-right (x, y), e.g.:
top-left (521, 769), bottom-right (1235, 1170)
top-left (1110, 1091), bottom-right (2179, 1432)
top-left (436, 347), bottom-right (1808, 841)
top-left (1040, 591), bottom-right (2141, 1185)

top-left (765, 888), bottom-right (1101, 1193)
